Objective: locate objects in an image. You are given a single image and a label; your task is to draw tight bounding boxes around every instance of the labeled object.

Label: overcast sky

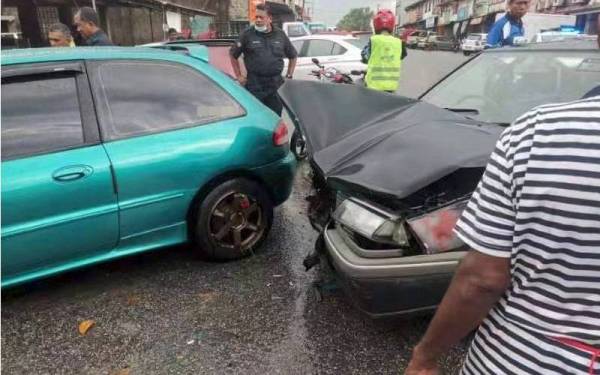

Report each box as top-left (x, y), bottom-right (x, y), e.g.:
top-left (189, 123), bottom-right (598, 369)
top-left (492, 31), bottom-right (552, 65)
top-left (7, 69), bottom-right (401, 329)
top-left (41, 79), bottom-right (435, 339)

top-left (310, 0), bottom-right (397, 27)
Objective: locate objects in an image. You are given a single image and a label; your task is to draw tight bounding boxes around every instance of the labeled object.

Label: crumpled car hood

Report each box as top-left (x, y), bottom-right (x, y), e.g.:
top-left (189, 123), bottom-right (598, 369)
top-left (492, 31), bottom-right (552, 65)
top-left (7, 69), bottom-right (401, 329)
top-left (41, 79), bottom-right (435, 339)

top-left (279, 80), bottom-right (504, 199)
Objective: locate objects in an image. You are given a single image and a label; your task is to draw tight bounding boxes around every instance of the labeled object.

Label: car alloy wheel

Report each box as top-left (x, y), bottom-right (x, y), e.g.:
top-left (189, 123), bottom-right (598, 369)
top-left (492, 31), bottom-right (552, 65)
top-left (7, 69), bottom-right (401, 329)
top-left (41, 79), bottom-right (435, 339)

top-left (193, 178), bottom-right (273, 261)
top-left (208, 191), bottom-right (266, 252)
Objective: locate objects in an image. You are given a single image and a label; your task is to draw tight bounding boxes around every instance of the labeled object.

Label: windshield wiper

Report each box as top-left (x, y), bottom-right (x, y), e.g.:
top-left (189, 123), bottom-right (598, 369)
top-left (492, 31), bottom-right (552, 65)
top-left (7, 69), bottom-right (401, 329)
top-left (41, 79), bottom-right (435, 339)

top-left (444, 108), bottom-right (480, 115)
top-left (444, 108), bottom-right (511, 126)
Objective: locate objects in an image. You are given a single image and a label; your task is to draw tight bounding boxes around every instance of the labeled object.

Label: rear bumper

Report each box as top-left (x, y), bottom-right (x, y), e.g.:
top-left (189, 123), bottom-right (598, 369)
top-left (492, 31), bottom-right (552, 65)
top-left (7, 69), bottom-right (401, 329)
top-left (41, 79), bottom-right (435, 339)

top-left (323, 225), bottom-right (465, 318)
top-left (252, 152), bottom-right (297, 206)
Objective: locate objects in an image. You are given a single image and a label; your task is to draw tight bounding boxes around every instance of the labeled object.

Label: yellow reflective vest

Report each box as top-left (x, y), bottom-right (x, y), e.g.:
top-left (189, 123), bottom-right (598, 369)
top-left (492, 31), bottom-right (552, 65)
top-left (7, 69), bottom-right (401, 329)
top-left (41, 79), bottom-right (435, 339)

top-left (365, 34), bottom-right (402, 92)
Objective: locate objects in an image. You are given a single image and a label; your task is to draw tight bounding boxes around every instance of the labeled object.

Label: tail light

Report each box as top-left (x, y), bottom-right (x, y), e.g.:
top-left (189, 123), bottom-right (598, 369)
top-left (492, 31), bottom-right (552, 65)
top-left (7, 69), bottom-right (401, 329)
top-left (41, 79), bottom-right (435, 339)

top-left (273, 120), bottom-right (289, 146)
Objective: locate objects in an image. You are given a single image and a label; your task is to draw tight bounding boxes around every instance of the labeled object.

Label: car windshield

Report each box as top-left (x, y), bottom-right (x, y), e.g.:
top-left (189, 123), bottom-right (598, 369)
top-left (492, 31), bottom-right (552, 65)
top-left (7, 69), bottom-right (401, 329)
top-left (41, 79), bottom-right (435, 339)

top-left (310, 25), bottom-right (326, 33)
top-left (354, 33), bottom-right (372, 45)
top-left (344, 38), bottom-right (365, 49)
top-left (288, 25), bottom-right (308, 37)
top-left (467, 34), bottom-right (482, 41)
top-left (422, 50), bottom-right (600, 124)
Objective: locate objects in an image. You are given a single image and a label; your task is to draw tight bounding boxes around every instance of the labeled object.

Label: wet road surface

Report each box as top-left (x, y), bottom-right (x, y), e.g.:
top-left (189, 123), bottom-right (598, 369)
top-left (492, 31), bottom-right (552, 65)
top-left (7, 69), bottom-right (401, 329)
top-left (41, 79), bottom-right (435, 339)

top-left (2, 50), bottom-right (471, 374)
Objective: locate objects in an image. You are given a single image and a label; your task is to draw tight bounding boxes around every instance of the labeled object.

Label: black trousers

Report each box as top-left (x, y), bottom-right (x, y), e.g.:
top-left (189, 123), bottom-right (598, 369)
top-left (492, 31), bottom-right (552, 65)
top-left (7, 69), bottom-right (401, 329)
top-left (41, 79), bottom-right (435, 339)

top-left (260, 92), bottom-right (283, 116)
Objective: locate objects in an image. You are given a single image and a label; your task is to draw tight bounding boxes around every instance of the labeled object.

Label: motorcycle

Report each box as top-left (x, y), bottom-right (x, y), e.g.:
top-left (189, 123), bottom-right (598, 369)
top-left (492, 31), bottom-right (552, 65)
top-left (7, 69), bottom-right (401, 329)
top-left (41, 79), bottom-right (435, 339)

top-left (350, 69), bottom-right (366, 86)
top-left (289, 58), bottom-right (356, 160)
top-left (309, 57), bottom-right (354, 84)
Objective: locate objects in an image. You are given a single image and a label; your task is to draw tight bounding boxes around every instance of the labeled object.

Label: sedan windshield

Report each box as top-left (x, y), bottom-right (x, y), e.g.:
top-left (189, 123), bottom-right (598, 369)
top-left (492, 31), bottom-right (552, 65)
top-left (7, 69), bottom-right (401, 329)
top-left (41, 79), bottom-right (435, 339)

top-left (345, 38), bottom-right (366, 49)
top-left (422, 50), bottom-right (600, 124)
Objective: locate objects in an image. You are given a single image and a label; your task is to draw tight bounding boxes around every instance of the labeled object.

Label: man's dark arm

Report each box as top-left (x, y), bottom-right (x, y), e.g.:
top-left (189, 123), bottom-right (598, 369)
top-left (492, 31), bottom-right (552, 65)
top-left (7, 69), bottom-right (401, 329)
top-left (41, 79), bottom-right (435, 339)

top-left (405, 251), bottom-right (510, 374)
top-left (230, 33), bottom-right (246, 85)
top-left (283, 34), bottom-right (298, 77)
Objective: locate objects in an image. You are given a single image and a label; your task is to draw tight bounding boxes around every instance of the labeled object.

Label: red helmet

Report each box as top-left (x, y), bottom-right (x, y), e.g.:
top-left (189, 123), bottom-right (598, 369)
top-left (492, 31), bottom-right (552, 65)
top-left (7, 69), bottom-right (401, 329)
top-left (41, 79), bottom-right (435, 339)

top-left (373, 9), bottom-right (396, 33)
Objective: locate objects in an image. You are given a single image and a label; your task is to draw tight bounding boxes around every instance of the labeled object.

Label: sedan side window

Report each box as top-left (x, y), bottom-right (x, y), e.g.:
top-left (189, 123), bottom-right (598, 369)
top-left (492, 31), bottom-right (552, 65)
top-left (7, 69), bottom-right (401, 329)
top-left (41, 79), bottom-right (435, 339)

top-left (1, 75), bottom-right (84, 160)
top-left (292, 40), bottom-right (305, 57)
top-left (95, 61), bottom-right (245, 140)
top-left (305, 40), bottom-right (335, 57)
top-left (331, 43), bottom-right (347, 56)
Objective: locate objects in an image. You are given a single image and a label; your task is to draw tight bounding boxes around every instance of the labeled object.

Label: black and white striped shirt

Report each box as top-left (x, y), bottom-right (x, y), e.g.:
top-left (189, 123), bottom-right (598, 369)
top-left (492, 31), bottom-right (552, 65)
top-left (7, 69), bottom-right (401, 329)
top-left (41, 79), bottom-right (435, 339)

top-left (455, 96), bottom-right (600, 370)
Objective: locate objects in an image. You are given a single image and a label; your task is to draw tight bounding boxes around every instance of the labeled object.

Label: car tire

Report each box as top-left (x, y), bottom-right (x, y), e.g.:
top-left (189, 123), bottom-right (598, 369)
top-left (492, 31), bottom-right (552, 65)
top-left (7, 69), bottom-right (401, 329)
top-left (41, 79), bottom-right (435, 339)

top-left (192, 178), bottom-right (273, 261)
top-left (463, 51), bottom-right (470, 56)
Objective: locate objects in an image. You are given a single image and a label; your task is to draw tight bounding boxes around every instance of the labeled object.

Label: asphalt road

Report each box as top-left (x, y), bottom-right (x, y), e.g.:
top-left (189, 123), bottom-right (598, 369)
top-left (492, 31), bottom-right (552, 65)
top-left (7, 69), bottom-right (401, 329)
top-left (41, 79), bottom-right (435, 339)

top-left (1, 50), bottom-right (471, 375)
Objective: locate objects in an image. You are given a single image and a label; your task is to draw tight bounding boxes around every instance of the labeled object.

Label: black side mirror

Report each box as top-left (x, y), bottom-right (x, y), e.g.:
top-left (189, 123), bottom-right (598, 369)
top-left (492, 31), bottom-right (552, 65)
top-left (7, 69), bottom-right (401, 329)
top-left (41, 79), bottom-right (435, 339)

top-left (312, 58), bottom-right (320, 65)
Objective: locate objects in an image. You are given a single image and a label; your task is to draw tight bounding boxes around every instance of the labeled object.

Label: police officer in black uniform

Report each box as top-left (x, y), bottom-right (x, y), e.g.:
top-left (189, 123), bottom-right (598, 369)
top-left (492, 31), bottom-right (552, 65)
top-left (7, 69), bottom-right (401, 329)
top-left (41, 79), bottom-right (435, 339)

top-left (230, 4), bottom-right (297, 116)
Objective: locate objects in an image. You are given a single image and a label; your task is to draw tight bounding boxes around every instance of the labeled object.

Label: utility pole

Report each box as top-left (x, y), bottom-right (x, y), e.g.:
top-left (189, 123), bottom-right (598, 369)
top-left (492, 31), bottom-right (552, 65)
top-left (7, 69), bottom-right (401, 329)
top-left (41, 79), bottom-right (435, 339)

top-left (302, 0), bottom-right (306, 21)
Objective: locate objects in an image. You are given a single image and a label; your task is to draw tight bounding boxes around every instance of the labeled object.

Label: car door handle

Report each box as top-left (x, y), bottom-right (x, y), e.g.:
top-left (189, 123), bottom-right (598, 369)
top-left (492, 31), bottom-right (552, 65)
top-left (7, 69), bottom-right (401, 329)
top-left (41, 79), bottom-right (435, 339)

top-left (52, 165), bottom-right (93, 182)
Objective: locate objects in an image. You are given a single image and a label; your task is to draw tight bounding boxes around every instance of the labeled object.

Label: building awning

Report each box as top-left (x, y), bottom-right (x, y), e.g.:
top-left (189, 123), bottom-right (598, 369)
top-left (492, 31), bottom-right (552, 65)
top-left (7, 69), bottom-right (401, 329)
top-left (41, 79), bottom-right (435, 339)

top-left (470, 17), bottom-right (483, 25)
top-left (570, 7), bottom-right (600, 15)
top-left (118, 0), bottom-right (217, 17)
top-left (161, 1), bottom-right (216, 15)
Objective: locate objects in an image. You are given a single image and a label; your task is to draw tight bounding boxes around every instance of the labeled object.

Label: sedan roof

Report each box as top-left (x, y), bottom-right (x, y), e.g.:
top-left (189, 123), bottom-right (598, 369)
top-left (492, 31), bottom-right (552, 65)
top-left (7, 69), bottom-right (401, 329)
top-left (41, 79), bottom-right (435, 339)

top-left (291, 34), bottom-right (358, 41)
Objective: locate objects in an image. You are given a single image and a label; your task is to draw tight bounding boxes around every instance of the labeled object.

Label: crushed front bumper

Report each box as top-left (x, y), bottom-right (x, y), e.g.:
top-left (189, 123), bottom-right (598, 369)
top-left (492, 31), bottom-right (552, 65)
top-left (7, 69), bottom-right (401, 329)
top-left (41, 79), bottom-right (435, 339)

top-left (323, 224), bottom-right (466, 318)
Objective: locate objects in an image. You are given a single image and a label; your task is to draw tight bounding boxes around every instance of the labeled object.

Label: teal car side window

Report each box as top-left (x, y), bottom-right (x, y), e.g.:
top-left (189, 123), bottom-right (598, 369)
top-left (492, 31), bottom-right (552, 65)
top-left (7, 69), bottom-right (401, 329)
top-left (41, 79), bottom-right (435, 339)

top-left (91, 60), bottom-right (245, 140)
top-left (1, 74), bottom-right (85, 160)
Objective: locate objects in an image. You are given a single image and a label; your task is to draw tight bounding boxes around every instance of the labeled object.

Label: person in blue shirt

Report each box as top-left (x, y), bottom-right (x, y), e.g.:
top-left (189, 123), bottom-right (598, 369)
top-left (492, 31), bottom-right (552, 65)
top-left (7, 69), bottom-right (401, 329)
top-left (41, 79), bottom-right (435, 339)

top-left (486, 0), bottom-right (529, 48)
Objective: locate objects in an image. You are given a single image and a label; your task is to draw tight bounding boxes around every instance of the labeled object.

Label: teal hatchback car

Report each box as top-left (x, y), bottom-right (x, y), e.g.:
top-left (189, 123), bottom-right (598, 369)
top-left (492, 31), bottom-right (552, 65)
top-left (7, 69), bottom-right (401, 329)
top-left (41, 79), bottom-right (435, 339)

top-left (1, 46), bottom-right (296, 287)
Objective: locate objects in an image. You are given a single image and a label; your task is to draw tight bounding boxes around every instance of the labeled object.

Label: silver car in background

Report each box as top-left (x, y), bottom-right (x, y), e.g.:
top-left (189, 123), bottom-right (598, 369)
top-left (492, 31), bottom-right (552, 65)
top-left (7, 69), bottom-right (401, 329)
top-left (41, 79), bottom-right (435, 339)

top-left (461, 33), bottom-right (487, 55)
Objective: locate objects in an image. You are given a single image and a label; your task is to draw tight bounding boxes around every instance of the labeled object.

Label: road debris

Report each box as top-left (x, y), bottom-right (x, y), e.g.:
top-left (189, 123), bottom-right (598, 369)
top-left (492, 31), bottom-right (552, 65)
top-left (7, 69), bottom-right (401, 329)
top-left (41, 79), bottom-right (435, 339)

top-left (78, 320), bottom-right (95, 336)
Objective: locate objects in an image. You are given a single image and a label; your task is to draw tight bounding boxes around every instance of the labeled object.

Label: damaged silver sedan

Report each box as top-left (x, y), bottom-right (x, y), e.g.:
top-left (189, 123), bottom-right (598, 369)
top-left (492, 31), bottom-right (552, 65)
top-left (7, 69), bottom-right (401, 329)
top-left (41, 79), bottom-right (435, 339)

top-left (280, 40), bottom-right (600, 318)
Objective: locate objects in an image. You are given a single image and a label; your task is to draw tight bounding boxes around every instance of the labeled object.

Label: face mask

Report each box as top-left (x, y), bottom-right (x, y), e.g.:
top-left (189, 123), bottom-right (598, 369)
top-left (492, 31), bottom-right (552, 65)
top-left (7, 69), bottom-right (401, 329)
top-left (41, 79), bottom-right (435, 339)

top-left (255, 25), bottom-right (268, 33)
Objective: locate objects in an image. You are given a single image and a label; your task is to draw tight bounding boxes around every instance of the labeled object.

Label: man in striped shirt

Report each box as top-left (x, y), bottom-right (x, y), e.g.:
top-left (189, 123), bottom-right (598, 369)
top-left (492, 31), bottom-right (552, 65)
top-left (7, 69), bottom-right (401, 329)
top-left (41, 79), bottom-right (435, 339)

top-left (406, 96), bottom-right (600, 374)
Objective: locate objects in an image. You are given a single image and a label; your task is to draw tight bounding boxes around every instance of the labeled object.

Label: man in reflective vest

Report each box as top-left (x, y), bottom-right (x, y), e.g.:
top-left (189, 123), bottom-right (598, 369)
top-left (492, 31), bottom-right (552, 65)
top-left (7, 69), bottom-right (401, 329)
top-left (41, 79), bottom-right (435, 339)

top-left (361, 9), bottom-right (407, 93)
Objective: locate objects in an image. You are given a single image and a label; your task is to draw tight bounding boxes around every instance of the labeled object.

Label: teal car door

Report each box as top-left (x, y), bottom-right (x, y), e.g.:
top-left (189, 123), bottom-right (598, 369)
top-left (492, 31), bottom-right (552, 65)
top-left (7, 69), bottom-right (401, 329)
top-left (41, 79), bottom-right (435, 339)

top-left (1, 63), bottom-right (119, 286)
top-left (87, 59), bottom-right (247, 249)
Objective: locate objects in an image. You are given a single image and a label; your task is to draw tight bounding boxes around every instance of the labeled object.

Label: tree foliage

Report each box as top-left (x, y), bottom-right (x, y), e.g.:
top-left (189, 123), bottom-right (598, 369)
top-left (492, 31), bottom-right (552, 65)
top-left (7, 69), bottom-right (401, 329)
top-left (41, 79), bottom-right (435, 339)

top-left (336, 7), bottom-right (373, 31)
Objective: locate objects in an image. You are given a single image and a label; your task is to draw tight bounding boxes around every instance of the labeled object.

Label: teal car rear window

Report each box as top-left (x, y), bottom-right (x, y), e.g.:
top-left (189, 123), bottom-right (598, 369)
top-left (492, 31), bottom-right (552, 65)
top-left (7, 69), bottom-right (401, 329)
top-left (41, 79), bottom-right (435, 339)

top-left (95, 61), bottom-right (245, 140)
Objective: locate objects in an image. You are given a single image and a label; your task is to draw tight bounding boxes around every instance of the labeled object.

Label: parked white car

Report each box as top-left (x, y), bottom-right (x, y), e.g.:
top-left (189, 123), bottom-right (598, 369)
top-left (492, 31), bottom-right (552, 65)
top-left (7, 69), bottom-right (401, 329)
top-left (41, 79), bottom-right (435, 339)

top-left (288, 35), bottom-right (367, 81)
top-left (461, 33), bottom-right (487, 55)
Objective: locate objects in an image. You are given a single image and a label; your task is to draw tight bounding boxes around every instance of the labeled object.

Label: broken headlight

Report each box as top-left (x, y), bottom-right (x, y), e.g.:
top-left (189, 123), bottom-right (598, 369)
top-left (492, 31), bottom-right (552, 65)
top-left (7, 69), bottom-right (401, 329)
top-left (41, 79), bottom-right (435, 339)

top-left (333, 198), bottom-right (409, 247)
